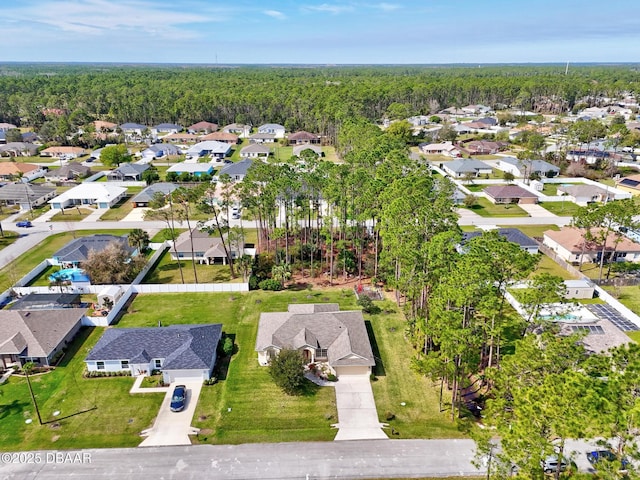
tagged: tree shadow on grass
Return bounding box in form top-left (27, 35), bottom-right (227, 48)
top-left (365, 320), bottom-right (385, 377)
top-left (0, 399), bottom-right (30, 420)
top-left (287, 282), bottom-right (313, 291)
top-left (299, 378), bottom-right (321, 397)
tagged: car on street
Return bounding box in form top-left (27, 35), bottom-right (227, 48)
top-left (541, 456), bottom-right (568, 474)
top-left (170, 385), bottom-right (186, 412)
top-left (587, 450), bottom-right (629, 472)
top-left (16, 220), bottom-right (32, 228)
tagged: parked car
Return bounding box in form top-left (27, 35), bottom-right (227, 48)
top-left (16, 221), bottom-right (32, 228)
top-left (170, 385), bottom-right (186, 412)
top-left (541, 456), bottom-right (568, 474)
top-left (587, 450), bottom-right (629, 471)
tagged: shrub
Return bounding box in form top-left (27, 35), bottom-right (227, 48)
top-left (259, 279), bottom-right (283, 291)
top-left (204, 377), bottom-right (218, 386)
top-left (248, 274), bottom-right (260, 290)
top-left (385, 411), bottom-right (396, 421)
top-left (222, 337), bottom-right (234, 356)
top-left (357, 295), bottom-right (380, 314)
top-left (326, 373), bottom-right (338, 382)
top-left (269, 349), bottom-right (306, 395)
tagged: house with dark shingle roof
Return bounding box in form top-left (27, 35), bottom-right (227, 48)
top-left (218, 158), bottom-right (254, 182)
top-left (288, 131), bottom-right (321, 145)
top-left (240, 143), bottom-right (270, 159)
top-left (51, 234), bottom-right (134, 267)
top-left (130, 182), bottom-right (179, 208)
top-left (255, 304), bottom-right (375, 377)
top-left (0, 182), bottom-right (56, 209)
top-left (171, 229), bottom-right (242, 265)
top-left (484, 185), bottom-right (539, 204)
top-left (85, 324), bottom-right (222, 383)
top-left (461, 228), bottom-right (539, 254)
top-left (187, 121), bottom-right (218, 134)
top-left (0, 309), bottom-right (86, 368)
top-left (9, 293), bottom-right (82, 311)
top-left (106, 163), bottom-right (150, 181)
top-left (442, 159), bottom-right (493, 178)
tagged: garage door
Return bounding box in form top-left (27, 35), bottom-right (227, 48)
top-left (334, 366), bottom-right (370, 377)
top-left (163, 369), bottom-right (207, 384)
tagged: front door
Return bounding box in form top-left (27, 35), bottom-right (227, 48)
top-left (302, 349), bottom-right (311, 363)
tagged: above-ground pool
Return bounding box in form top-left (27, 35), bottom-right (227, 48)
top-left (49, 268), bottom-right (90, 283)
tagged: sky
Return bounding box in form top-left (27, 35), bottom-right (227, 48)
top-left (0, 0), bottom-right (639, 64)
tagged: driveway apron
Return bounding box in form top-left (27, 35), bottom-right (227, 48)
top-left (333, 375), bottom-right (388, 441)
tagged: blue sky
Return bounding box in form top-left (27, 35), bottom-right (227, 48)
top-left (1, 0), bottom-right (639, 64)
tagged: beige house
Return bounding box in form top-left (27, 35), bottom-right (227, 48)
top-left (255, 304), bottom-right (375, 377)
top-left (543, 227), bottom-right (640, 265)
top-left (170, 229), bottom-right (242, 265)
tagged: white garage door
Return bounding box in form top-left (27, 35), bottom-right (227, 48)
top-left (334, 366), bottom-right (370, 377)
top-left (163, 369), bottom-right (207, 384)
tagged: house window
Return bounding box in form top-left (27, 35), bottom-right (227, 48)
top-left (97, 361), bottom-right (105, 370)
top-left (121, 360), bottom-right (129, 369)
top-left (316, 348), bottom-right (328, 359)
top-left (155, 359), bottom-right (162, 369)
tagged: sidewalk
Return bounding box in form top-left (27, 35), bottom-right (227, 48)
top-left (82, 209), bottom-right (106, 222)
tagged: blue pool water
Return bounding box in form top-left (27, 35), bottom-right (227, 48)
top-left (49, 268), bottom-right (90, 283)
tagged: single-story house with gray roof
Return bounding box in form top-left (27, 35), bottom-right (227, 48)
top-left (51, 234), bottom-right (135, 267)
top-left (218, 158), bottom-right (254, 182)
top-left (442, 159), bottom-right (493, 178)
top-left (130, 182), bottom-right (179, 208)
top-left (494, 157), bottom-right (560, 178)
top-left (106, 163), bottom-right (150, 181)
top-left (484, 185), bottom-right (539, 204)
top-left (0, 309), bottom-right (86, 368)
top-left (461, 228), bottom-right (539, 254)
top-left (85, 324), bottom-right (223, 383)
top-left (9, 293), bottom-right (82, 311)
top-left (556, 184), bottom-right (616, 205)
top-left (0, 182), bottom-right (56, 210)
top-left (240, 143), bottom-right (270, 159)
top-left (255, 304), bottom-right (375, 377)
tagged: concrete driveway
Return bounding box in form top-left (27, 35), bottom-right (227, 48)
top-left (333, 375), bottom-right (388, 441)
top-left (519, 203), bottom-right (556, 217)
top-left (139, 380), bottom-right (203, 447)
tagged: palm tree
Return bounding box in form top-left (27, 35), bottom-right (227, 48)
top-left (128, 228), bottom-right (150, 254)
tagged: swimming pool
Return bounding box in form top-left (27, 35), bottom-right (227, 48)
top-left (538, 304), bottom-right (599, 323)
top-left (49, 268), bottom-right (90, 283)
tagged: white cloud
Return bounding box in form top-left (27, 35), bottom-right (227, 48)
top-left (264, 9), bottom-right (286, 20)
top-left (373, 3), bottom-right (400, 12)
top-left (304, 3), bottom-right (354, 15)
top-left (0, 0), bottom-right (227, 36)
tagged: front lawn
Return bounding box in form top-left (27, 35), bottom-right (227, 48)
top-left (0, 231), bottom-right (19, 249)
top-left (120, 290), bottom-right (463, 444)
top-left (50, 207), bottom-right (94, 222)
top-left (532, 254), bottom-right (577, 280)
top-left (464, 183), bottom-right (500, 193)
top-left (539, 201), bottom-right (583, 216)
top-left (0, 327), bottom-right (161, 451)
top-left (462, 198), bottom-right (529, 217)
top-left (98, 196), bottom-right (134, 221)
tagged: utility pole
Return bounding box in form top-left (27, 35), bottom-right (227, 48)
top-left (23, 363), bottom-right (43, 425)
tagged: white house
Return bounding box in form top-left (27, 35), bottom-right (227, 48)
top-left (257, 123), bottom-right (285, 138)
top-left (442, 159), bottom-right (493, 178)
top-left (419, 141), bottom-right (462, 157)
top-left (186, 140), bottom-right (231, 160)
top-left (240, 143), bottom-right (270, 159)
top-left (49, 183), bottom-right (126, 210)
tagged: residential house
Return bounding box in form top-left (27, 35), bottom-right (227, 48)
top-left (494, 157), bottom-right (560, 178)
top-left (171, 229), bottom-right (242, 265)
top-left (257, 123), bottom-right (285, 138)
top-left (185, 140), bottom-right (231, 160)
top-left (119, 123), bottom-right (147, 137)
top-left (106, 163), bottom-right (150, 182)
top-left (240, 143), bottom-right (270, 159)
top-left (0, 163), bottom-right (45, 182)
top-left (566, 149), bottom-right (611, 165)
top-left (84, 324), bottom-right (223, 384)
top-left (288, 131), bottom-right (321, 145)
top-left (255, 303), bottom-right (375, 377)
top-left (0, 122), bottom-right (17, 132)
top-left (130, 182), bottom-right (179, 208)
top-left (543, 227), bottom-right (640, 265)
top-left (617, 174), bottom-right (640, 195)
top-left (464, 140), bottom-right (507, 155)
top-left (249, 133), bottom-right (276, 144)
top-left (51, 234), bottom-right (135, 267)
top-left (484, 185), bottom-right (539, 204)
top-left (557, 184), bottom-right (616, 205)
top-left (461, 104), bottom-right (492, 115)
top-left (152, 123), bottom-right (182, 137)
top-left (166, 162), bottom-right (214, 178)
top-left (0, 183), bottom-right (56, 210)
top-left (139, 143), bottom-right (181, 161)
top-left (451, 188), bottom-right (466, 205)
top-left (162, 132), bottom-right (199, 144)
top-left (461, 228), bottom-right (539, 254)
top-left (293, 145), bottom-right (323, 158)
top-left (407, 115), bottom-right (431, 127)
top-left (218, 158), bottom-right (254, 182)
top-left (44, 162), bottom-right (92, 182)
top-left (442, 159), bottom-right (493, 178)
top-left (0, 142), bottom-right (39, 157)
top-left (49, 183), bottom-right (127, 210)
top-left (40, 146), bottom-right (86, 159)
top-left (199, 132), bottom-right (239, 144)
top-left (21, 132), bottom-right (38, 143)
top-left (462, 117), bottom-right (498, 129)
top-left (221, 123), bottom-right (251, 138)
top-left (0, 309), bottom-right (86, 368)
top-left (420, 141), bottom-right (463, 157)
top-left (93, 120), bottom-right (118, 132)
top-left (9, 293), bottom-right (81, 311)
top-left (187, 121), bottom-right (218, 134)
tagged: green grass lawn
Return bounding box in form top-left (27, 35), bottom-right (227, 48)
top-left (539, 201), bottom-right (583, 216)
top-left (0, 206), bottom-right (21, 220)
top-left (98, 196), bottom-right (134, 221)
top-left (0, 229), bottom-right (134, 291)
top-left (532, 254), bottom-right (577, 280)
top-left (0, 327), bottom-right (161, 451)
top-left (0, 231), bottom-right (19, 249)
top-left (464, 183), bottom-right (501, 193)
top-left (626, 331), bottom-right (640, 343)
top-left (141, 250), bottom-right (243, 284)
top-left (462, 198), bottom-right (529, 217)
top-left (604, 286), bottom-right (640, 315)
top-left (322, 146), bottom-right (340, 163)
top-left (120, 290), bottom-right (463, 444)
top-left (508, 224), bottom-right (559, 239)
top-left (50, 208), bottom-right (94, 222)
top-left (272, 145), bottom-right (293, 161)
top-left (15, 204), bottom-right (50, 222)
